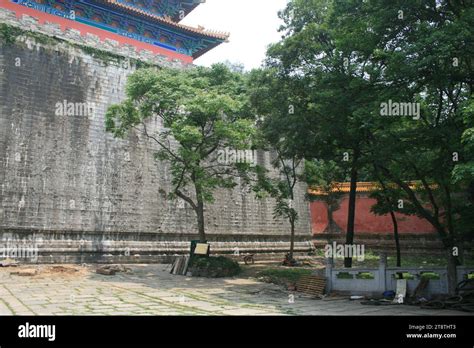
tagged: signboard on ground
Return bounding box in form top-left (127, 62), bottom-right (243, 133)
top-left (194, 243), bottom-right (210, 256)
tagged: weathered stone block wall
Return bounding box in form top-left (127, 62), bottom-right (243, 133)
top-left (0, 10), bottom-right (313, 263)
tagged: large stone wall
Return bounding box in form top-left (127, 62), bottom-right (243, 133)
top-left (0, 10), bottom-right (313, 263)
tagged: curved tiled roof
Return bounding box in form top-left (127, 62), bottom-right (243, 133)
top-left (99, 0), bottom-right (230, 41)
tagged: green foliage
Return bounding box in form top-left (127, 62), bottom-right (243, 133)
top-left (0, 24), bottom-right (22, 45)
top-left (336, 272), bottom-right (353, 279)
top-left (451, 95), bottom-right (474, 240)
top-left (342, 0), bottom-right (474, 247)
top-left (77, 45), bottom-right (130, 66)
top-left (0, 23), bottom-right (56, 45)
top-left (190, 256), bottom-right (241, 278)
top-left (0, 23), bottom-right (151, 68)
top-left (259, 0), bottom-right (399, 268)
top-left (260, 0), bottom-right (474, 263)
top-left (399, 273), bottom-right (415, 280)
top-left (248, 68), bottom-right (305, 257)
top-left (356, 272), bottom-right (375, 280)
top-left (420, 272), bottom-right (441, 280)
top-left (304, 160), bottom-right (347, 189)
top-left (304, 160), bottom-right (346, 203)
top-left (106, 64), bottom-right (257, 240)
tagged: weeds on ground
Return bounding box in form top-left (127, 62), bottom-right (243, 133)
top-left (257, 268), bottom-right (312, 286)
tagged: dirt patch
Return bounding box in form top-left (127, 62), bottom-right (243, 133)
top-left (50, 266), bottom-right (78, 273)
top-left (5, 265), bottom-right (90, 279)
top-left (10, 269), bottom-right (37, 276)
top-left (39, 265), bottom-right (90, 278)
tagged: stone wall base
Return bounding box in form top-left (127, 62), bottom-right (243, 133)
top-left (0, 230), bottom-right (315, 264)
top-left (314, 233), bottom-right (473, 255)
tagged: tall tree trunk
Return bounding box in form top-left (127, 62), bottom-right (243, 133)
top-left (469, 181), bottom-right (474, 204)
top-left (389, 210), bottom-right (401, 267)
top-left (446, 247), bottom-right (458, 295)
top-left (327, 207), bottom-right (334, 233)
top-left (195, 183), bottom-right (206, 242)
top-left (376, 175), bottom-right (402, 267)
top-left (196, 202), bottom-right (205, 243)
top-left (443, 184), bottom-right (459, 295)
top-left (289, 219), bottom-right (295, 260)
top-left (440, 231), bottom-right (458, 295)
top-left (344, 149), bottom-right (359, 268)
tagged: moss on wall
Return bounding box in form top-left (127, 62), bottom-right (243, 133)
top-left (0, 23), bottom-right (153, 68)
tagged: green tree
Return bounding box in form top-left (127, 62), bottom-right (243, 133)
top-left (259, 0), bottom-right (473, 291)
top-left (335, 0), bottom-right (473, 293)
top-left (105, 64), bottom-right (256, 242)
top-left (265, 0), bottom-right (386, 267)
top-left (268, 151), bottom-right (303, 262)
top-left (453, 97), bottom-right (474, 241)
top-left (369, 176), bottom-right (406, 268)
top-left (249, 68), bottom-right (305, 261)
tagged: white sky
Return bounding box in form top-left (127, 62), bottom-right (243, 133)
top-left (181, 0), bottom-right (289, 70)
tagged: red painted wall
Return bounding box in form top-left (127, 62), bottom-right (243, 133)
top-left (311, 195), bottom-right (436, 235)
top-left (1, 0), bottom-right (194, 64)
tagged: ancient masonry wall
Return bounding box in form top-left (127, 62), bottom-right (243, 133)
top-left (0, 8), bottom-right (314, 263)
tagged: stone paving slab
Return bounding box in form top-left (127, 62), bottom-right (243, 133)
top-left (0, 264), bottom-right (472, 316)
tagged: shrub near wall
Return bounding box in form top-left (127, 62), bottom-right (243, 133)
top-left (189, 256), bottom-right (241, 278)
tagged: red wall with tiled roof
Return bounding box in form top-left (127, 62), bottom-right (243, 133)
top-left (2, 0), bottom-right (194, 63)
top-left (311, 194), bottom-right (436, 235)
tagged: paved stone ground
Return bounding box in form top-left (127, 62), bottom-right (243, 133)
top-left (0, 264), bottom-right (471, 316)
